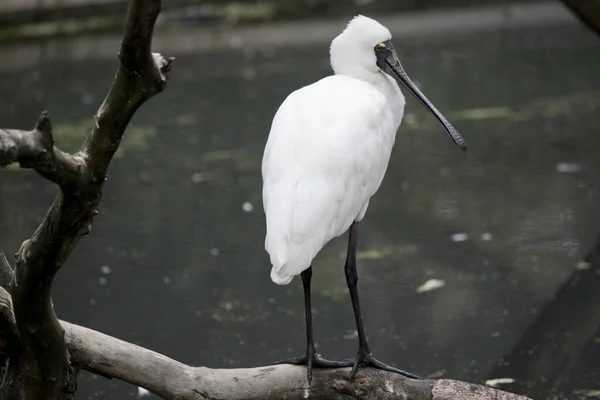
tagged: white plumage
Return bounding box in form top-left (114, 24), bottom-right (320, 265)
top-left (261, 15), bottom-right (465, 384)
top-left (262, 16), bottom-right (406, 285)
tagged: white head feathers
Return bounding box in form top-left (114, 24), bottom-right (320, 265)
top-left (330, 15), bottom-right (392, 77)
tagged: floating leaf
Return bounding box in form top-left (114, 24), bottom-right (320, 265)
top-left (416, 279), bottom-right (446, 294)
top-left (574, 389), bottom-right (600, 398)
top-left (485, 378), bottom-right (515, 387)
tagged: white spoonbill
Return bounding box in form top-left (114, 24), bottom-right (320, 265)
top-left (261, 15), bottom-right (466, 384)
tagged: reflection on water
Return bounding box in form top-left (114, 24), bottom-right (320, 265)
top-left (1, 14), bottom-right (600, 400)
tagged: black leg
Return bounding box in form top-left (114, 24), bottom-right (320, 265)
top-left (275, 266), bottom-right (353, 385)
top-left (344, 222), bottom-right (420, 380)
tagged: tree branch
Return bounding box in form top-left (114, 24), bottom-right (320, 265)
top-left (60, 319), bottom-right (530, 400)
top-left (0, 279), bottom-right (531, 400)
top-left (0, 0), bottom-right (173, 399)
top-left (0, 287), bottom-right (17, 351)
top-left (0, 112), bottom-right (85, 189)
top-left (82, 1), bottom-right (173, 176)
top-left (0, 1), bottom-right (544, 399)
top-left (560, 0), bottom-right (600, 37)
top-left (0, 252), bottom-right (15, 291)
top-left (0, 272), bottom-right (530, 400)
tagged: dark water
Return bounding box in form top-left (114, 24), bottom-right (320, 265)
top-left (1, 14), bottom-right (600, 400)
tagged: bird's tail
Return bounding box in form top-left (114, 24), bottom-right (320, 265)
top-left (267, 239), bottom-right (318, 285)
top-left (270, 264), bottom-right (294, 285)
top-left (266, 236), bottom-right (309, 285)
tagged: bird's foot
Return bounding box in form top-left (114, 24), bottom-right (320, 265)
top-left (349, 350), bottom-right (420, 381)
top-left (275, 351), bottom-right (353, 385)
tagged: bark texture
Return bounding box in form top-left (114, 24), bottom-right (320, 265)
top-left (0, 291), bottom-right (531, 400)
top-left (0, 0), bottom-right (172, 399)
top-left (0, 1), bottom-right (536, 399)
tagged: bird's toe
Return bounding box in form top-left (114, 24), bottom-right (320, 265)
top-left (348, 352), bottom-right (419, 381)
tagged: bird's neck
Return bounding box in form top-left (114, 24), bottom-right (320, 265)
top-left (346, 70), bottom-right (405, 107)
top-left (333, 68), bottom-right (406, 125)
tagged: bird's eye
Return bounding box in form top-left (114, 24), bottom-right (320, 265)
top-left (375, 43), bottom-right (385, 52)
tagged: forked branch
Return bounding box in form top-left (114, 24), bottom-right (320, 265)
top-left (0, 112), bottom-right (85, 189)
top-left (0, 0), bottom-right (173, 399)
top-left (0, 1), bottom-right (536, 399)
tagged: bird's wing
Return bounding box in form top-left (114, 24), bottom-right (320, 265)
top-left (262, 76), bottom-right (395, 284)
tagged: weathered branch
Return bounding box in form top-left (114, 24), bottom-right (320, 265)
top-left (0, 0), bottom-right (173, 398)
top-left (0, 112), bottom-right (85, 189)
top-left (560, 0), bottom-right (600, 37)
top-left (0, 287), bottom-right (17, 351)
top-left (0, 256), bottom-right (16, 395)
top-left (0, 0), bottom-right (554, 398)
top-left (61, 319), bottom-right (530, 400)
top-left (0, 252), bottom-right (14, 290)
top-left (0, 274), bottom-right (530, 400)
top-left (82, 0), bottom-right (173, 175)
top-left (0, 277), bottom-right (531, 400)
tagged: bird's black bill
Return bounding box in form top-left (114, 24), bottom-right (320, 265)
top-left (378, 47), bottom-right (467, 151)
